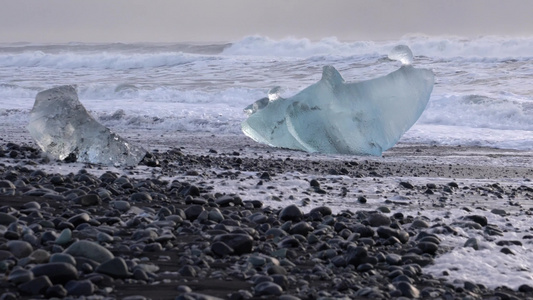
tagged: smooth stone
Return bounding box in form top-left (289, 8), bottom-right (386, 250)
top-left (55, 228), bottom-right (72, 245)
top-left (178, 265), bottom-right (197, 277)
top-left (18, 275), bottom-right (52, 295)
top-left (289, 221), bottom-right (313, 236)
top-left (49, 253), bottom-right (77, 266)
top-left (184, 205), bottom-right (205, 221)
top-left (176, 293), bottom-right (224, 300)
top-left (96, 257), bottom-right (132, 278)
top-left (376, 226), bottom-right (409, 243)
top-left (67, 213), bottom-right (91, 226)
top-left (411, 219), bottom-right (430, 229)
top-left (212, 234), bottom-right (253, 255)
top-left (29, 249), bottom-right (50, 264)
top-left (255, 281), bottom-right (283, 296)
top-left (63, 240), bottom-right (114, 263)
top-left (396, 281), bottom-right (420, 298)
top-left (8, 268), bottom-right (34, 285)
top-left (208, 208), bottom-right (224, 222)
top-left (417, 241), bottom-right (439, 254)
top-left (279, 204), bottom-right (303, 222)
top-left (97, 232), bottom-right (114, 243)
top-left (367, 213), bottom-right (391, 227)
top-left (31, 262), bottom-right (78, 284)
top-left (309, 206), bottom-right (332, 216)
top-left (0, 212), bottom-right (17, 226)
top-left (463, 215), bottom-right (488, 226)
top-left (491, 208), bottom-right (507, 216)
top-left (6, 240), bottom-right (33, 258)
top-left (130, 192), bottom-right (152, 202)
top-left (74, 194), bottom-right (101, 206)
top-left (65, 279), bottom-right (96, 296)
top-left (45, 284), bottom-right (68, 298)
top-left (113, 200), bottom-right (131, 212)
top-left (0, 180), bottom-right (16, 189)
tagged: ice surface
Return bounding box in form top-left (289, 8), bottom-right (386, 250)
top-left (27, 85), bottom-right (146, 166)
top-left (242, 45), bottom-right (434, 156)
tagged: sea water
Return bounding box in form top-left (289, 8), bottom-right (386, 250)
top-left (1, 35), bottom-right (532, 150)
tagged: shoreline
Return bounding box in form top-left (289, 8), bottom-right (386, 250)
top-left (0, 129), bottom-right (532, 299)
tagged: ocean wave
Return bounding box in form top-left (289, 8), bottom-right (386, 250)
top-left (223, 35), bottom-right (533, 59)
top-left (0, 51), bottom-right (218, 70)
top-left (419, 94), bottom-right (533, 131)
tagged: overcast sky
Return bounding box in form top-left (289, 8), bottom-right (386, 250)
top-left (1, 0), bottom-right (532, 43)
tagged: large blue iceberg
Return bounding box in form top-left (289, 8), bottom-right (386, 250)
top-left (242, 45), bottom-right (434, 156)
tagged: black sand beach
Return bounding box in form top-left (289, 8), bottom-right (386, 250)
top-left (0, 129), bottom-right (532, 299)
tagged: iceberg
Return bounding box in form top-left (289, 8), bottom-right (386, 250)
top-left (242, 45), bottom-right (434, 156)
top-left (27, 85), bottom-right (146, 166)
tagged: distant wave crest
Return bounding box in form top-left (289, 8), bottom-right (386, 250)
top-left (223, 35), bottom-right (533, 59)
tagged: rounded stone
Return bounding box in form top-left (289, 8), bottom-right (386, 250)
top-left (255, 281), bottom-right (283, 296)
top-left (63, 240), bottom-right (114, 263)
top-left (96, 257), bottom-right (132, 278)
top-left (130, 192), bottom-right (152, 202)
top-left (213, 234), bottom-right (253, 255)
top-left (6, 240), bottom-right (33, 258)
top-left (65, 279), bottom-right (96, 296)
top-left (113, 200), bottom-right (131, 212)
top-left (29, 249), bottom-right (50, 264)
top-left (55, 228), bottom-right (73, 245)
top-left (18, 275), bottom-right (52, 295)
top-left (8, 268), bottom-right (34, 285)
top-left (0, 212), bottom-right (17, 226)
top-left (367, 213), bottom-right (391, 227)
top-left (31, 262), bottom-right (79, 284)
top-left (279, 204), bottom-right (303, 222)
top-left (49, 253), bottom-right (77, 266)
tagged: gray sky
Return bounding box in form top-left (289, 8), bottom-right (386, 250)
top-left (1, 0), bottom-right (532, 43)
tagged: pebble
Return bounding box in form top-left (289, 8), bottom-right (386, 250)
top-left (31, 262), bottom-right (78, 284)
top-left (96, 257), bottom-right (132, 278)
top-left (63, 240), bottom-right (114, 263)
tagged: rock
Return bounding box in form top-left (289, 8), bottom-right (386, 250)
top-left (49, 253), bottom-right (77, 265)
top-left (491, 208), bottom-right (507, 216)
top-left (289, 221), bottom-right (313, 236)
top-left (0, 212), bottom-right (17, 226)
top-left (279, 205), bottom-right (303, 222)
top-left (29, 249), bottom-right (50, 264)
top-left (96, 257), bottom-right (132, 278)
top-left (6, 240), bottom-right (33, 258)
top-left (463, 215), bottom-right (488, 227)
top-left (184, 205), bottom-right (205, 221)
top-left (130, 192), bottom-right (152, 202)
top-left (8, 268), bottom-right (34, 285)
top-left (255, 281), bottom-right (283, 296)
top-left (417, 241), bottom-right (439, 255)
top-left (113, 200), bottom-right (131, 212)
top-left (63, 240), bottom-right (114, 263)
top-left (18, 276), bottom-right (53, 295)
top-left (396, 281), bottom-right (420, 298)
top-left (65, 279), bottom-right (96, 296)
top-left (211, 241), bottom-right (234, 257)
top-left (74, 194), bottom-right (101, 206)
top-left (213, 234), bottom-right (253, 255)
top-left (367, 213), bottom-right (391, 227)
top-left (31, 262), bottom-right (78, 284)
top-left (55, 228), bottom-right (73, 245)
top-left (45, 284), bottom-right (68, 298)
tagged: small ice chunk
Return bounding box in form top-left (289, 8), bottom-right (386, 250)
top-left (388, 45), bottom-right (414, 65)
top-left (268, 86), bottom-right (282, 101)
top-left (27, 85), bottom-right (146, 166)
top-left (242, 45), bottom-right (434, 156)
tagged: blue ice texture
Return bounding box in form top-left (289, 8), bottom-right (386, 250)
top-left (242, 45), bottom-right (434, 156)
